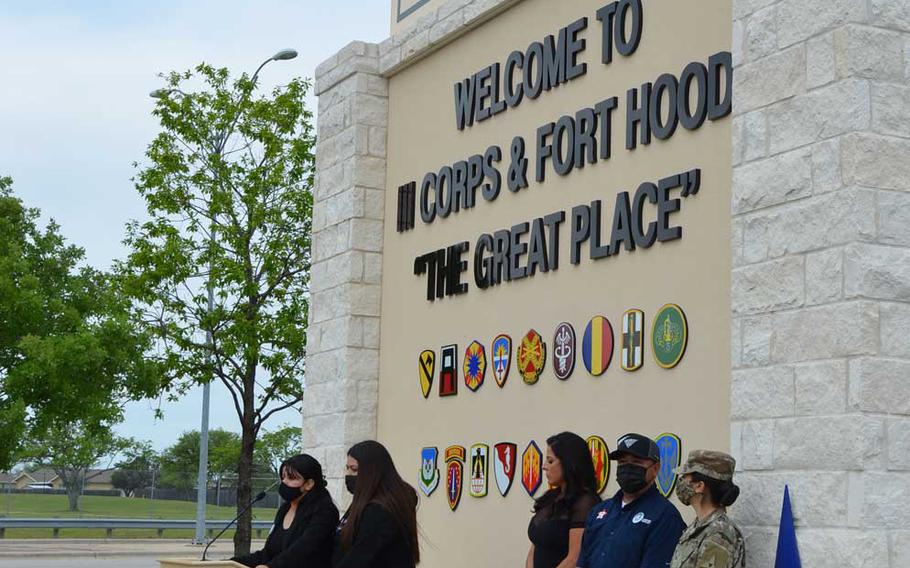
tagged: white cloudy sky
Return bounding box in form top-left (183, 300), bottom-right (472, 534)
top-left (0, 0), bottom-right (388, 451)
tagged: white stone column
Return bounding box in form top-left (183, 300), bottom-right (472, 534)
top-left (304, 41), bottom-right (388, 500)
top-left (730, 1), bottom-right (910, 565)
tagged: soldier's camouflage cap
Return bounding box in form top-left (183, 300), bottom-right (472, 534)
top-left (675, 449), bottom-right (736, 481)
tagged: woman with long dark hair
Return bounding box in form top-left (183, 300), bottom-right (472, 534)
top-left (233, 454), bottom-right (339, 568)
top-left (670, 450), bottom-right (745, 568)
top-left (333, 440), bottom-right (419, 568)
top-left (526, 432), bottom-right (600, 568)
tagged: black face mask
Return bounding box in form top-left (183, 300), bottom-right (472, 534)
top-left (616, 463), bottom-right (649, 494)
top-left (345, 474), bottom-right (357, 495)
top-left (278, 482), bottom-right (303, 502)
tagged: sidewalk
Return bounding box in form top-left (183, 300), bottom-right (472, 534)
top-left (0, 539), bottom-right (266, 559)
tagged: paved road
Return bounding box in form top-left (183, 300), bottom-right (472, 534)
top-left (0, 539), bottom-right (264, 568)
top-left (0, 558), bottom-right (164, 568)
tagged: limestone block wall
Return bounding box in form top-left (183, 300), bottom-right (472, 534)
top-left (730, 0), bottom-right (910, 565)
top-left (304, 41), bottom-right (388, 499)
top-left (307, 0), bottom-right (910, 563)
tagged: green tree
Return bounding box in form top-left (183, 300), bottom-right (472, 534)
top-left (0, 177), bottom-right (162, 469)
top-left (158, 429), bottom-right (242, 493)
top-left (24, 419), bottom-right (130, 511)
top-left (119, 62), bottom-right (312, 554)
top-left (112, 440), bottom-right (159, 497)
top-left (255, 424), bottom-right (301, 475)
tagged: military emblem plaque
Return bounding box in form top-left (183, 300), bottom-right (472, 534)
top-left (652, 304), bottom-right (688, 369)
top-left (655, 433), bottom-right (682, 498)
top-left (552, 322), bottom-right (576, 380)
top-left (493, 442), bottom-right (517, 496)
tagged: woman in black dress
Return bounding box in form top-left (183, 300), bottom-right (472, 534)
top-left (234, 454), bottom-right (339, 568)
top-left (526, 432), bottom-right (600, 568)
top-left (333, 440), bottom-right (420, 568)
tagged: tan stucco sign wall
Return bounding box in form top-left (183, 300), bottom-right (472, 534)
top-left (379, 1), bottom-right (732, 565)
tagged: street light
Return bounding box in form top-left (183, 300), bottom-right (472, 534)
top-left (147, 48), bottom-right (297, 546)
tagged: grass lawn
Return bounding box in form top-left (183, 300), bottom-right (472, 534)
top-left (0, 493), bottom-right (276, 539)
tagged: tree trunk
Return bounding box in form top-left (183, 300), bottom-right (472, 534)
top-left (60, 469), bottom-right (82, 511)
top-left (233, 407), bottom-right (256, 556)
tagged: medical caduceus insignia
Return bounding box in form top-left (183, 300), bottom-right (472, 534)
top-left (621, 309), bottom-right (644, 372)
top-left (445, 445), bottom-right (466, 511)
top-left (469, 444), bottom-right (489, 498)
top-left (521, 441), bottom-right (543, 497)
top-left (463, 340), bottom-right (486, 392)
top-left (418, 350), bottom-right (435, 398)
top-left (517, 329), bottom-right (546, 385)
top-left (491, 334), bottom-right (512, 388)
top-left (651, 304), bottom-right (688, 369)
top-left (586, 435), bottom-right (610, 494)
top-left (553, 322), bottom-right (576, 380)
top-left (418, 447), bottom-right (440, 497)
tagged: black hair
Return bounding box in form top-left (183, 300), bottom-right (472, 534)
top-left (280, 454), bottom-right (327, 489)
top-left (533, 432), bottom-right (599, 518)
top-left (690, 472), bottom-right (740, 507)
top-left (341, 440), bottom-right (419, 564)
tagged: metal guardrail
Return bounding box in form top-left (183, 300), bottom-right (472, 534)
top-left (0, 518), bottom-right (272, 538)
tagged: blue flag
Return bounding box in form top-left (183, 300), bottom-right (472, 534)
top-left (774, 485), bottom-right (801, 568)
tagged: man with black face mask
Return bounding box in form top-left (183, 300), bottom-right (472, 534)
top-left (577, 433), bottom-right (685, 568)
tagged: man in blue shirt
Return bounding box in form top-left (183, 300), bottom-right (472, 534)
top-left (578, 433), bottom-right (686, 568)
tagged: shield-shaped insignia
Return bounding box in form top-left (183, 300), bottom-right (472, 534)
top-left (517, 330), bottom-right (546, 385)
top-left (445, 445), bottom-right (466, 511)
top-left (582, 315), bottom-right (614, 376)
top-left (655, 433), bottom-right (682, 498)
top-left (469, 444), bottom-right (489, 497)
top-left (553, 322), bottom-right (576, 380)
top-left (439, 344), bottom-right (458, 397)
top-left (493, 442), bottom-right (517, 496)
top-left (652, 304), bottom-right (688, 369)
top-left (418, 350), bottom-right (435, 398)
top-left (521, 441), bottom-right (543, 497)
top-left (463, 341), bottom-right (486, 392)
top-left (621, 309), bottom-right (644, 372)
top-left (586, 435), bottom-right (610, 494)
top-left (491, 334), bottom-right (512, 387)
top-left (418, 447), bottom-right (440, 497)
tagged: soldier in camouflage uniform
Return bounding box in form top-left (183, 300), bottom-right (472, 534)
top-left (670, 450), bottom-right (745, 568)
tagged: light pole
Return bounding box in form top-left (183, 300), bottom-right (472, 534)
top-left (149, 48), bottom-right (297, 546)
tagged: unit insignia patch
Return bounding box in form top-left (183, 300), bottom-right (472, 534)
top-left (491, 334), bottom-right (512, 387)
top-left (652, 304), bottom-right (688, 369)
top-left (439, 344), bottom-right (458, 397)
top-left (521, 441), bottom-right (543, 497)
top-left (445, 445), bottom-right (466, 511)
top-left (463, 341), bottom-right (486, 392)
top-left (553, 322), bottom-right (576, 380)
top-left (621, 309), bottom-right (644, 371)
top-left (517, 330), bottom-right (547, 385)
top-left (469, 444), bottom-right (489, 497)
top-left (493, 442), bottom-right (517, 496)
top-left (655, 433), bottom-right (682, 498)
top-left (418, 350), bottom-right (435, 398)
top-left (418, 447), bottom-right (440, 497)
top-left (582, 316), bottom-right (614, 376)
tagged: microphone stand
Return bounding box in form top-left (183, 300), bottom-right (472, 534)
top-left (201, 483), bottom-right (276, 561)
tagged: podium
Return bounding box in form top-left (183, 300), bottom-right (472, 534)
top-left (158, 559), bottom-right (246, 568)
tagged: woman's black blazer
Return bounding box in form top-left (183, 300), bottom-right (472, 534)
top-left (234, 488), bottom-right (339, 568)
top-left (332, 502), bottom-right (416, 568)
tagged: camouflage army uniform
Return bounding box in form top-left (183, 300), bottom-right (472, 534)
top-left (669, 508), bottom-right (744, 568)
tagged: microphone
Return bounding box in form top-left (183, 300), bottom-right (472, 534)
top-left (201, 483), bottom-right (275, 561)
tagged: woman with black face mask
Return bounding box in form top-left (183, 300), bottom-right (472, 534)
top-left (333, 440), bottom-right (419, 568)
top-left (233, 454), bottom-right (339, 568)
